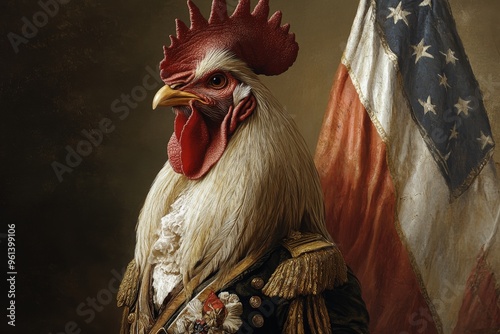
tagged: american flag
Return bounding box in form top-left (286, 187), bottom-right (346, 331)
top-left (377, 0), bottom-right (494, 196)
top-left (315, 0), bottom-right (500, 332)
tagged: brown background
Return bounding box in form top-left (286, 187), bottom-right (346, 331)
top-left (1, 0), bottom-right (498, 333)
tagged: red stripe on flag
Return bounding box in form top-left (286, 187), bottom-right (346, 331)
top-left (453, 249), bottom-right (500, 333)
top-left (315, 64), bottom-right (439, 333)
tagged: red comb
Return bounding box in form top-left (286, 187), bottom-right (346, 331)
top-left (160, 0), bottom-right (299, 80)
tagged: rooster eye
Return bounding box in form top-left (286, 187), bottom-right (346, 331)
top-left (208, 73), bottom-right (227, 89)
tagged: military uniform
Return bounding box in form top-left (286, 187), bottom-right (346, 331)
top-left (118, 232), bottom-right (369, 333)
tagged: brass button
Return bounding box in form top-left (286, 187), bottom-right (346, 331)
top-left (127, 313), bottom-right (136, 323)
top-left (251, 314), bottom-right (265, 328)
top-left (249, 296), bottom-right (262, 308)
top-left (251, 277), bottom-right (265, 290)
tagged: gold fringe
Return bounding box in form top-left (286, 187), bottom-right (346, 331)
top-left (306, 295), bottom-right (332, 334)
top-left (262, 233), bottom-right (347, 299)
top-left (283, 297), bottom-right (305, 334)
top-left (283, 295), bottom-right (333, 334)
top-left (117, 259), bottom-right (140, 308)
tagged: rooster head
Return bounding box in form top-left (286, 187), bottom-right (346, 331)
top-left (152, 0), bottom-right (299, 179)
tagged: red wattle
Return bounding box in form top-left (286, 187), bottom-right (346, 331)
top-left (167, 95), bottom-right (256, 179)
top-left (167, 112), bottom-right (186, 174)
top-left (168, 110), bottom-right (210, 178)
top-left (167, 132), bottom-right (182, 174)
top-left (179, 110), bottom-right (210, 176)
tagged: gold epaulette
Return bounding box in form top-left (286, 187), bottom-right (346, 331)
top-left (263, 232), bottom-right (347, 334)
top-left (262, 231), bottom-right (347, 299)
top-left (117, 259), bottom-right (140, 308)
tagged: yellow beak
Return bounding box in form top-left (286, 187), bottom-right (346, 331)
top-left (152, 85), bottom-right (201, 110)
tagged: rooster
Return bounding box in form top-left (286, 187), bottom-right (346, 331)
top-left (118, 1), bottom-right (368, 333)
